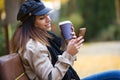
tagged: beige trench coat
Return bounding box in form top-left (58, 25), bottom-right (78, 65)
top-left (19, 39), bottom-right (76, 80)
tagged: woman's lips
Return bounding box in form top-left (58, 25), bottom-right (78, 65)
top-left (46, 23), bottom-right (51, 28)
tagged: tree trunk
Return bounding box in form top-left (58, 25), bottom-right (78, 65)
top-left (4, 0), bottom-right (20, 24)
top-left (115, 0), bottom-right (120, 25)
top-left (4, 0), bottom-right (20, 54)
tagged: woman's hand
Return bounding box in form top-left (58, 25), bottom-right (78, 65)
top-left (71, 26), bottom-right (77, 39)
top-left (66, 36), bottom-right (84, 56)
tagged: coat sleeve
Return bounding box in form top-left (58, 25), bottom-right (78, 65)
top-left (23, 39), bottom-right (76, 80)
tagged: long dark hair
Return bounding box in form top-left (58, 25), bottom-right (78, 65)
top-left (10, 15), bottom-right (52, 53)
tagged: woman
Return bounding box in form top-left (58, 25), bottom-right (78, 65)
top-left (11, 0), bottom-right (120, 80)
top-left (11, 0), bottom-right (82, 80)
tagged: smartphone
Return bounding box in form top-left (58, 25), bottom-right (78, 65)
top-left (78, 28), bottom-right (86, 37)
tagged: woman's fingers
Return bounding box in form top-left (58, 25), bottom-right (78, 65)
top-left (74, 36), bottom-right (83, 43)
top-left (69, 36), bottom-right (83, 44)
top-left (71, 26), bottom-right (77, 39)
top-left (76, 43), bottom-right (83, 49)
top-left (76, 39), bottom-right (84, 49)
top-left (73, 37), bottom-right (84, 49)
top-left (71, 31), bottom-right (77, 39)
top-left (71, 26), bottom-right (75, 32)
top-left (66, 37), bottom-right (84, 56)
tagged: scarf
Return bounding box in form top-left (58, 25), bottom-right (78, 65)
top-left (47, 32), bottom-right (80, 80)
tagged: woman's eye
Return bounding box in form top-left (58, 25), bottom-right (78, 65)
top-left (39, 15), bottom-right (46, 20)
top-left (39, 17), bottom-right (44, 20)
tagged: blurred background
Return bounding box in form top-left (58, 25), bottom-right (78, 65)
top-left (0, 0), bottom-right (120, 78)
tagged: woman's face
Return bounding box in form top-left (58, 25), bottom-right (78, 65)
top-left (34, 14), bottom-right (51, 31)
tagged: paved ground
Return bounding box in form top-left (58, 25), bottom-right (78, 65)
top-left (78, 41), bottom-right (120, 55)
top-left (73, 41), bottom-right (120, 78)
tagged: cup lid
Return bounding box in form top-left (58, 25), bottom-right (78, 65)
top-left (59, 20), bottom-right (72, 25)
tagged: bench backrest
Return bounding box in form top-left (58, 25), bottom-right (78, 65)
top-left (0, 53), bottom-right (29, 80)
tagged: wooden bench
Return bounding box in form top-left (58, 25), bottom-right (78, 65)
top-left (0, 53), bottom-right (29, 80)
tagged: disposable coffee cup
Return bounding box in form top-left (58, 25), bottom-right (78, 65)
top-left (59, 20), bottom-right (73, 41)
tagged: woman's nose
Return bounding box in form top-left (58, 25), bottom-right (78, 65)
top-left (46, 15), bottom-right (51, 22)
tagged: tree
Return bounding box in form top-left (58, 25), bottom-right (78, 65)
top-left (3, 0), bottom-right (24, 54)
top-left (76, 0), bottom-right (115, 41)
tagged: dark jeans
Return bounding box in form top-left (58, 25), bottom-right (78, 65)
top-left (82, 70), bottom-right (120, 80)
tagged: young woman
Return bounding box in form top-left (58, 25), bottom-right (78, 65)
top-left (11, 0), bottom-right (120, 80)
